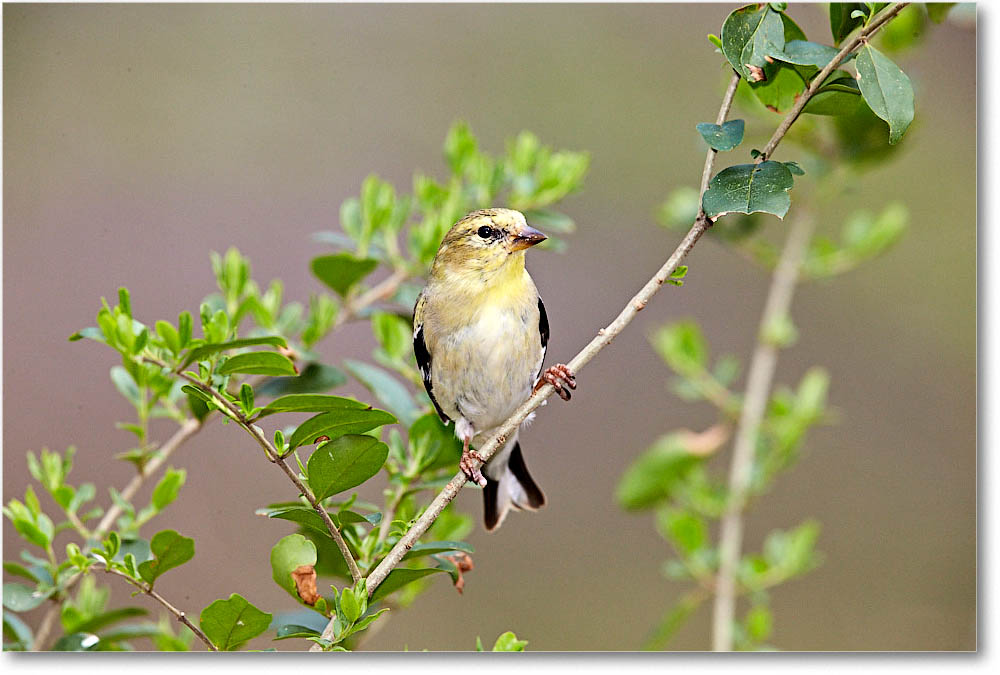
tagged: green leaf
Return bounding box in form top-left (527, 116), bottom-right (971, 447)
top-left (255, 363), bottom-right (348, 397)
top-left (270, 534), bottom-right (317, 600)
top-left (803, 70), bottom-right (864, 116)
top-left (829, 3), bottom-right (866, 45)
top-left (307, 435), bottom-right (390, 500)
top-left (775, 39), bottom-right (842, 68)
top-left (343, 359), bottom-right (420, 425)
top-left (155, 320), bottom-right (181, 355)
top-left (258, 393), bottom-right (369, 418)
top-left (492, 631), bottom-right (529, 652)
top-left (745, 604), bottom-right (773, 642)
top-left (3, 611), bottom-right (33, 650)
top-left (702, 161), bottom-right (795, 219)
top-left (617, 433), bottom-right (706, 510)
top-left (642, 592), bottom-right (706, 650)
top-left (656, 507), bottom-right (707, 555)
top-left (409, 412), bottom-right (463, 471)
top-left (311, 253), bottom-right (379, 297)
top-left (137, 530), bottom-right (194, 585)
top-left (179, 336), bottom-right (288, 369)
top-left (855, 44), bottom-right (914, 145)
top-left (401, 540), bottom-right (475, 561)
top-left (199, 594), bottom-right (272, 651)
top-left (650, 320), bottom-right (707, 376)
top-left (370, 568), bottom-right (445, 603)
top-left (371, 312), bottom-right (412, 361)
top-left (218, 351), bottom-right (297, 376)
top-left (239, 383), bottom-right (254, 414)
top-left (110, 366), bottom-right (140, 406)
top-left (3, 582), bottom-right (52, 612)
top-left (721, 4), bottom-right (785, 82)
top-left (287, 408), bottom-right (395, 450)
top-left (150, 468), bottom-right (186, 512)
top-left (259, 506), bottom-right (331, 537)
top-left (273, 624), bottom-right (321, 641)
top-left (695, 119), bottom-right (745, 151)
top-left (926, 3), bottom-right (955, 23)
top-left (67, 607), bottom-right (148, 635)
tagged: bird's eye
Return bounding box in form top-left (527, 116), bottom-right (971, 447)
top-left (477, 225), bottom-right (494, 239)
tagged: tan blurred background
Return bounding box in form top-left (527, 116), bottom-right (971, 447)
top-left (3, 3), bottom-right (976, 651)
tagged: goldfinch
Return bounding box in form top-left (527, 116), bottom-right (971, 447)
top-left (413, 208), bottom-right (577, 531)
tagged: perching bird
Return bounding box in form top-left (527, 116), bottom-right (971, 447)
top-left (413, 208), bottom-right (577, 531)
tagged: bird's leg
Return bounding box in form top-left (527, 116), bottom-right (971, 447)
top-left (534, 363), bottom-right (577, 401)
top-left (456, 418), bottom-right (487, 487)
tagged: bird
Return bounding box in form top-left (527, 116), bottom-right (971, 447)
top-left (413, 208), bottom-right (577, 531)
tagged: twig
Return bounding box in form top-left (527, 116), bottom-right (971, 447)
top-left (344, 268), bottom-right (410, 323)
top-left (104, 567), bottom-right (218, 651)
top-left (309, 65), bottom-right (747, 656)
top-left (710, 213), bottom-right (815, 652)
top-left (755, 3), bottom-right (910, 163)
top-left (95, 418), bottom-right (203, 535)
top-left (147, 357), bottom-right (364, 584)
top-left (32, 417), bottom-right (205, 651)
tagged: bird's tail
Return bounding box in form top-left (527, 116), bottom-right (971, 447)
top-left (481, 434), bottom-right (545, 531)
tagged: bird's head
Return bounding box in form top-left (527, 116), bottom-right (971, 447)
top-left (429, 208), bottom-right (547, 284)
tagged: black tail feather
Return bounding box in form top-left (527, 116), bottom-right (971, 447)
top-left (483, 480), bottom-right (501, 531)
top-left (508, 442), bottom-right (545, 509)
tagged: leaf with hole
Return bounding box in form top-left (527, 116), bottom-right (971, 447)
top-left (287, 408), bottom-right (395, 450)
top-left (702, 161), bottom-right (795, 219)
top-left (307, 435), bottom-right (390, 500)
top-left (721, 4), bottom-right (785, 82)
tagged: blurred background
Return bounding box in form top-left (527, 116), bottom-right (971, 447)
top-left (3, 2), bottom-right (976, 651)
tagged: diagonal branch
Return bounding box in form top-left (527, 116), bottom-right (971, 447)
top-left (147, 357), bottom-right (364, 584)
top-left (104, 567), bottom-right (218, 651)
top-left (315, 3), bottom-right (913, 650)
top-left (309, 74), bottom-right (748, 656)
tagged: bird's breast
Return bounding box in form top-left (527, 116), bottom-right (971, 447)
top-left (428, 299), bottom-right (541, 432)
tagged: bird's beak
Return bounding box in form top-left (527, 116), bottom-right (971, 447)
top-left (510, 225), bottom-right (547, 251)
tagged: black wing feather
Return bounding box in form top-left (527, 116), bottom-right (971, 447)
top-left (536, 296), bottom-right (550, 380)
top-left (413, 325), bottom-right (450, 423)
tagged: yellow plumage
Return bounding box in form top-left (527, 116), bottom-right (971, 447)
top-left (413, 208), bottom-right (573, 530)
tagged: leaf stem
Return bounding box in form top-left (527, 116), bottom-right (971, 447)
top-left (104, 567), bottom-right (218, 651)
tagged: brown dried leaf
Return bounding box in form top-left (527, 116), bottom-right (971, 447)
top-left (746, 64), bottom-right (766, 83)
top-left (292, 563), bottom-right (320, 605)
top-left (443, 552), bottom-right (474, 595)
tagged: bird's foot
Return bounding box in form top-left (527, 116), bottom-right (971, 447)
top-left (459, 449), bottom-right (488, 488)
top-left (535, 363), bottom-right (577, 401)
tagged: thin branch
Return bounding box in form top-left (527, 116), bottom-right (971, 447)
top-left (32, 417), bottom-right (205, 651)
top-left (700, 70), bottom-right (742, 197)
top-left (345, 268), bottom-right (410, 321)
top-left (95, 417), bottom-right (203, 536)
top-left (755, 3), bottom-right (910, 163)
top-left (310, 64), bottom-right (747, 657)
top-left (104, 567), bottom-right (218, 651)
top-left (711, 213), bottom-right (815, 652)
top-left (147, 357), bottom-right (364, 584)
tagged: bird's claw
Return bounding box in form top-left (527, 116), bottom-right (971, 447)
top-left (460, 450), bottom-right (488, 488)
top-left (536, 363), bottom-right (577, 401)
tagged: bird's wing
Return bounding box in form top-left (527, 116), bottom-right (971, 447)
top-left (535, 295), bottom-right (550, 381)
top-left (413, 291), bottom-right (450, 424)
